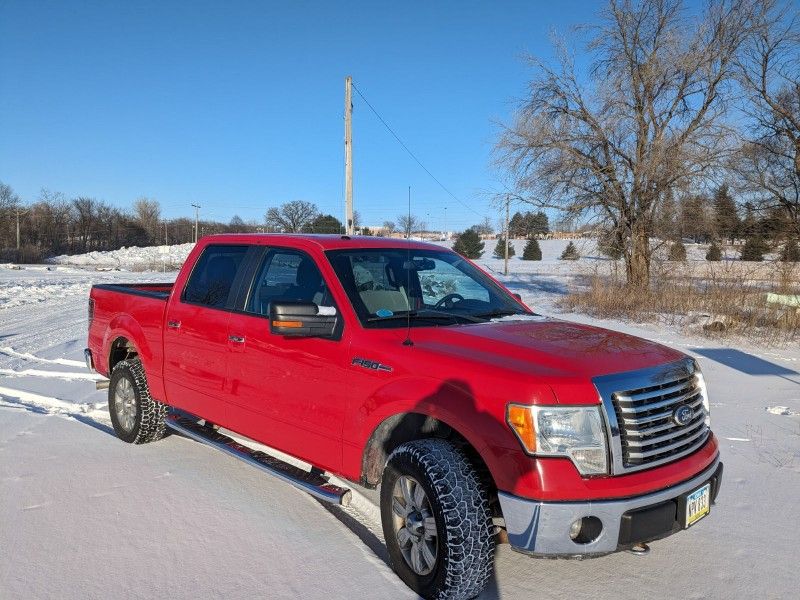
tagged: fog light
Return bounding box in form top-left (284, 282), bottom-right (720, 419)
top-left (569, 516), bottom-right (603, 544)
top-left (569, 519), bottom-right (582, 540)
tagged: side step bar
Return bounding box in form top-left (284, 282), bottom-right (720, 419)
top-left (165, 414), bottom-right (352, 506)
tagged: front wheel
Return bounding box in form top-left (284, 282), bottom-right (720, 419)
top-left (380, 439), bottom-right (494, 599)
top-left (108, 358), bottom-right (168, 444)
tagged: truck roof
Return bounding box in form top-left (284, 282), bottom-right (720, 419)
top-left (198, 233), bottom-right (449, 252)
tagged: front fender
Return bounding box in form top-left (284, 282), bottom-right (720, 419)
top-left (344, 375), bottom-right (533, 493)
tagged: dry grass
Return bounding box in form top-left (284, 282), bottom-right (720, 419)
top-left (561, 260), bottom-right (800, 345)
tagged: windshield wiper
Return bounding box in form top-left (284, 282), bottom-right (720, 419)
top-left (367, 310), bottom-right (483, 324)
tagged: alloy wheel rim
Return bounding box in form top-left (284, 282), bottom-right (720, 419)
top-left (114, 377), bottom-right (137, 432)
top-left (391, 475), bottom-right (438, 576)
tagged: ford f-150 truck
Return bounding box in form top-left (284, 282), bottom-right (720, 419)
top-left (86, 234), bottom-right (722, 599)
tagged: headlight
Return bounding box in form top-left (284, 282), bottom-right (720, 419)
top-left (694, 367), bottom-right (711, 427)
top-left (507, 404), bottom-right (608, 475)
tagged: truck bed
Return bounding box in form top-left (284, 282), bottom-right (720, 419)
top-left (91, 282), bottom-right (173, 300)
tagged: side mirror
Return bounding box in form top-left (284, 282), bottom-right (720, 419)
top-left (269, 302), bottom-right (337, 338)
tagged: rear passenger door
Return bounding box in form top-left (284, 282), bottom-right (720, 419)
top-left (225, 247), bottom-right (349, 472)
top-left (163, 244), bottom-right (253, 424)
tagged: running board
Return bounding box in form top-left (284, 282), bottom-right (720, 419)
top-left (165, 414), bottom-right (351, 506)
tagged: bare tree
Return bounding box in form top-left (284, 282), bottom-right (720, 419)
top-left (265, 200), bottom-right (319, 232)
top-left (734, 0), bottom-right (800, 238)
top-left (497, 0), bottom-right (755, 287)
top-left (133, 197), bottom-right (161, 244)
top-left (382, 220), bottom-right (396, 234)
top-left (0, 182), bottom-right (21, 249)
top-left (397, 214), bottom-right (425, 238)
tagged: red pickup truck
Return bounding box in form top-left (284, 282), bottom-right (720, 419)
top-left (86, 234), bottom-right (722, 599)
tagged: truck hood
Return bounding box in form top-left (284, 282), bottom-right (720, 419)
top-left (411, 315), bottom-right (685, 383)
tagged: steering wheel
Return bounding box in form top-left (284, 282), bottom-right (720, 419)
top-left (435, 293), bottom-right (465, 309)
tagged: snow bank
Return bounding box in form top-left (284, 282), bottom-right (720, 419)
top-left (48, 243), bottom-right (195, 269)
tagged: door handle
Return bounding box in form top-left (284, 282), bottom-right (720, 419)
top-left (228, 335), bottom-right (245, 343)
top-left (167, 320), bottom-right (181, 329)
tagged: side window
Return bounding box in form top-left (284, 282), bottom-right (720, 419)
top-left (183, 245), bottom-right (248, 308)
top-left (248, 249), bottom-right (331, 315)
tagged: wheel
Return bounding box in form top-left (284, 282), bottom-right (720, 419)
top-left (108, 358), bottom-right (169, 444)
top-left (380, 439), bottom-right (494, 599)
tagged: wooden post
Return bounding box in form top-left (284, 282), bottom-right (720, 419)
top-left (191, 204), bottom-right (201, 243)
top-left (344, 76), bottom-right (354, 235)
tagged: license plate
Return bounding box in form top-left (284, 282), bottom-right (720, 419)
top-left (685, 483), bottom-right (711, 527)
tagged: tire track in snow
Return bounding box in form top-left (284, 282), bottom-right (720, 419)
top-left (0, 368), bottom-right (104, 382)
top-left (0, 347), bottom-right (86, 368)
top-left (0, 385), bottom-right (106, 420)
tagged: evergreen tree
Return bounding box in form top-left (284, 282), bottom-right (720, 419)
top-left (560, 241), bottom-right (580, 260)
top-left (680, 195), bottom-right (712, 243)
top-left (740, 236), bottom-right (768, 261)
top-left (528, 211), bottom-right (550, 237)
top-left (508, 212), bottom-right (525, 238)
top-left (493, 237), bottom-right (515, 259)
top-left (522, 237), bottom-right (542, 260)
top-left (705, 242), bottom-right (722, 261)
top-left (712, 184), bottom-right (739, 243)
top-left (453, 228), bottom-right (484, 259)
top-left (668, 241), bottom-right (687, 261)
top-left (302, 213), bottom-right (343, 234)
top-left (780, 238), bottom-right (799, 262)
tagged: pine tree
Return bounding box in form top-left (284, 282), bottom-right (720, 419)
top-left (712, 184), bottom-right (739, 243)
top-left (740, 236), bottom-right (768, 261)
top-left (493, 237), bottom-right (515, 259)
top-left (705, 242), bottom-right (722, 261)
top-left (452, 228), bottom-right (484, 259)
top-left (528, 211), bottom-right (550, 237)
top-left (522, 238), bottom-right (542, 260)
top-left (508, 212), bottom-right (525, 238)
top-left (560, 241), bottom-right (580, 260)
top-left (668, 241), bottom-right (687, 261)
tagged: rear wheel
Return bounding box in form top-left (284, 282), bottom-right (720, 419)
top-left (380, 439), bottom-right (494, 599)
top-left (108, 359), bottom-right (168, 444)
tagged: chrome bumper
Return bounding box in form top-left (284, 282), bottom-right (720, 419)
top-left (498, 456), bottom-right (721, 556)
top-left (84, 348), bottom-right (94, 372)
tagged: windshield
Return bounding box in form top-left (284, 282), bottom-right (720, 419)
top-left (326, 248), bottom-right (530, 328)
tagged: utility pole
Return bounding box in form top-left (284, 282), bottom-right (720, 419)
top-left (504, 196), bottom-right (510, 276)
top-left (443, 206), bottom-right (447, 241)
top-left (191, 204), bottom-right (201, 243)
top-left (16, 208), bottom-right (25, 250)
top-left (344, 75), bottom-right (354, 235)
top-left (164, 221), bottom-right (168, 246)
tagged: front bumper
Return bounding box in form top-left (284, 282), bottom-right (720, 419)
top-left (499, 457), bottom-right (722, 556)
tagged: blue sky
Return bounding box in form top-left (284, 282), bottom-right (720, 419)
top-left (2, 0), bottom-right (597, 231)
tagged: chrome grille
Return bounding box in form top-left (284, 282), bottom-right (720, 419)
top-left (594, 359), bottom-right (710, 474)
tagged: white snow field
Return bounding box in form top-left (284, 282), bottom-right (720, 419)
top-left (1, 242), bottom-right (799, 599)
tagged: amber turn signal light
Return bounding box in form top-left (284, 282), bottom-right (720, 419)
top-left (507, 404), bottom-right (537, 453)
top-left (272, 320), bottom-right (304, 328)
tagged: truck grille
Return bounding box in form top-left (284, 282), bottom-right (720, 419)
top-left (593, 359), bottom-right (710, 474)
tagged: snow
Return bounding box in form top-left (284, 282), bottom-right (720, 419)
top-left (1, 249), bottom-right (799, 598)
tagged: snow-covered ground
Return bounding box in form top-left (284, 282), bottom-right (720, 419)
top-left (1, 245), bottom-right (799, 599)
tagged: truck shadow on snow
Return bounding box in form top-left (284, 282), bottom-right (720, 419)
top-left (690, 347), bottom-right (799, 384)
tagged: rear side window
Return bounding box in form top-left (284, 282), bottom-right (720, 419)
top-left (183, 245), bottom-right (248, 308)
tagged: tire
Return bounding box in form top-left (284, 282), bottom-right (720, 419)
top-left (380, 439), bottom-right (494, 600)
top-left (108, 358), bottom-right (169, 444)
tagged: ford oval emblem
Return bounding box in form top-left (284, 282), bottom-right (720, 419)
top-left (672, 404), bottom-right (694, 426)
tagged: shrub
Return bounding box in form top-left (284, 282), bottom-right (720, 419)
top-left (779, 238), bottom-right (799, 262)
top-left (522, 238), bottom-right (542, 260)
top-left (493, 237), bottom-right (515, 259)
top-left (452, 228), bottom-right (484, 259)
top-left (668, 241), bottom-right (687, 261)
top-left (705, 242), bottom-right (722, 261)
top-left (740, 236), bottom-right (768, 261)
top-left (560, 241), bottom-right (580, 260)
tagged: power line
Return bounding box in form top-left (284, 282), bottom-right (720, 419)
top-left (350, 81), bottom-right (485, 218)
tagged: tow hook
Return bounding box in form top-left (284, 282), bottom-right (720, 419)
top-left (627, 542), bottom-right (650, 556)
